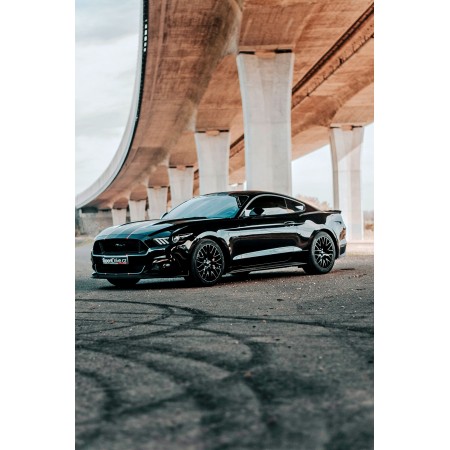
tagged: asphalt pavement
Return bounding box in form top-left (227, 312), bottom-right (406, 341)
top-left (76, 242), bottom-right (374, 450)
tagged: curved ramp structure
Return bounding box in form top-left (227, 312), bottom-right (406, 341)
top-left (76, 0), bottom-right (374, 240)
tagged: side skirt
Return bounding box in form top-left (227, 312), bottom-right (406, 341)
top-left (228, 260), bottom-right (306, 274)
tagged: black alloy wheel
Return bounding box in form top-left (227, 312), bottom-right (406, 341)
top-left (303, 231), bottom-right (336, 275)
top-left (187, 239), bottom-right (225, 286)
top-left (107, 278), bottom-right (140, 288)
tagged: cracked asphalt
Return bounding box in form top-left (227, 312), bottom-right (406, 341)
top-left (76, 243), bottom-right (374, 450)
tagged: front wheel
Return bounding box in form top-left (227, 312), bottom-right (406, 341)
top-left (303, 232), bottom-right (336, 275)
top-left (186, 239), bottom-right (225, 286)
top-left (107, 278), bottom-right (140, 288)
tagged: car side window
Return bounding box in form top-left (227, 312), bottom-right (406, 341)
top-left (243, 196), bottom-right (291, 217)
top-left (285, 199), bottom-right (306, 213)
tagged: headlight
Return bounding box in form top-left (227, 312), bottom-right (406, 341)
top-left (153, 237), bottom-right (170, 246)
top-left (172, 233), bottom-right (193, 244)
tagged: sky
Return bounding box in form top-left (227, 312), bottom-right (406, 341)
top-left (76, 0), bottom-right (374, 211)
top-left (76, 0), bottom-right (140, 193)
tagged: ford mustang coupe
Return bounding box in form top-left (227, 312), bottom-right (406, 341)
top-left (91, 191), bottom-right (347, 287)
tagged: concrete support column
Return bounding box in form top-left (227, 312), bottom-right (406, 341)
top-left (111, 208), bottom-right (127, 226)
top-left (129, 200), bottom-right (147, 222)
top-left (330, 126), bottom-right (364, 241)
top-left (237, 51), bottom-right (294, 195)
top-left (147, 186), bottom-right (168, 219)
top-left (168, 166), bottom-right (194, 209)
top-left (195, 131), bottom-right (230, 194)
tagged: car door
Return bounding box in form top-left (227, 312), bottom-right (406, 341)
top-left (229, 195), bottom-right (303, 269)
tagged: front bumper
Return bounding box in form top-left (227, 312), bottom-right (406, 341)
top-left (91, 245), bottom-right (189, 279)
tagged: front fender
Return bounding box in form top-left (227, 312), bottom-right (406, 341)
top-left (187, 232), bottom-right (231, 269)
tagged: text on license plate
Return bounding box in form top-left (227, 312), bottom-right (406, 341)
top-left (102, 257), bottom-right (128, 265)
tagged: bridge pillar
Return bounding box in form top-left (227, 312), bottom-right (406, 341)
top-left (237, 51), bottom-right (294, 195)
top-left (129, 200), bottom-right (147, 222)
top-left (111, 208), bottom-right (127, 226)
top-left (147, 186), bottom-right (168, 219)
top-left (195, 131), bottom-right (230, 194)
top-left (330, 126), bottom-right (364, 241)
top-left (168, 166), bottom-right (194, 209)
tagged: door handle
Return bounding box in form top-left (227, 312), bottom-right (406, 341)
top-left (284, 221), bottom-right (296, 226)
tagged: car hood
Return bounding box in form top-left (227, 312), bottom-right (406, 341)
top-left (95, 217), bottom-right (217, 240)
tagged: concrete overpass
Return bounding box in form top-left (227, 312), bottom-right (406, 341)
top-left (75, 0), bottom-right (374, 241)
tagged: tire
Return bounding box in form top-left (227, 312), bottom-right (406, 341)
top-left (107, 278), bottom-right (140, 288)
top-left (303, 231), bottom-right (336, 275)
top-left (186, 239), bottom-right (225, 286)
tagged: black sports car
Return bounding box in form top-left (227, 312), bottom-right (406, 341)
top-left (91, 191), bottom-right (347, 287)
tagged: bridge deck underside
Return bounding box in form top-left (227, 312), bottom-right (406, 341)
top-left (81, 0), bottom-right (374, 209)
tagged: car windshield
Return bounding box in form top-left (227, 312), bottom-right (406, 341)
top-left (163, 194), bottom-right (247, 220)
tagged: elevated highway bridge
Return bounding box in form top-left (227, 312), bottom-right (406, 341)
top-left (76, 0), bottom-right (374, 241)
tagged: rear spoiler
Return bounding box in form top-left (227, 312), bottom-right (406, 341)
top-left (325, 209), bottom-right (341, 213)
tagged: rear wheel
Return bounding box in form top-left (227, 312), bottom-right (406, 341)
top-left (186, 239), bottom-right (225, 286)
top-left (303, 232), bottom-right (336, 275)
top-left (107, 278), bottom-right (140, 288)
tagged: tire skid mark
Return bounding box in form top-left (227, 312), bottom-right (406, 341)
top-left (77, 361), bottom-right (193, 446)
top-left (79, 343), bottom-right (265, 449)
top-left (79, 306), bottom-right (323, 446)
top-left (197, 313), bottom-right (374, 335)
top-left (77, 305), bottom-right (271, 447)
top-left (78, 299), bottom-right (372, 340)
top-left (76, 301), bottom-right (367, 448)
top-left (76, 368), bottom-right (126, 448)
top-left (326, 326), bottom-right (374, 363)
top-left (76, 311), bottom-right (175, 336)
top-left (84, 304), bottom-right (211, 343)
top-left (76, 298), bottom-right (167, 307)
top-left (77, 391), bottom-right (192, 427)
top-left (76, 347), bottom-right (199, 449)
top-left (192, 325), bottom-right (330, 441)
top-left (77, 310), bottom-right (169, 315)
top-left (76, 302), bottom-right (201, 339)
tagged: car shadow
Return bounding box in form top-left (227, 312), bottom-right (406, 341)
top-left (97, 269), bottom-right (313, 291)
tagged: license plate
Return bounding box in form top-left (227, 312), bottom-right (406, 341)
top-left (102, 256), bottom-right (128, 265)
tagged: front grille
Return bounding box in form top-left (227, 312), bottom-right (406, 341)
top-left (93, 239), bottom-right (148, 255)
top-left (95, 264), bottom-right (145, 274)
